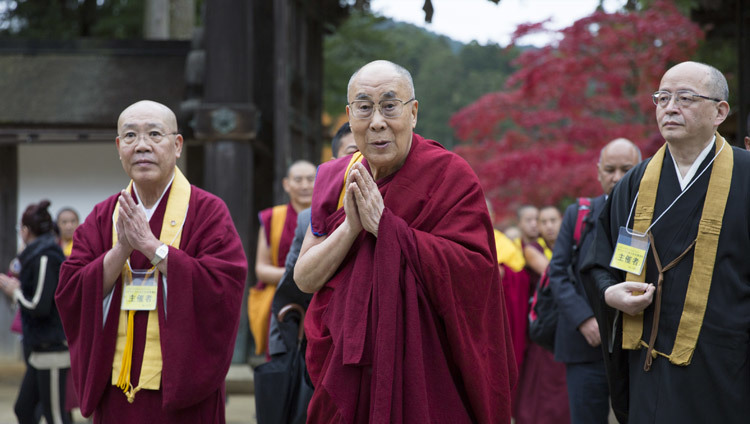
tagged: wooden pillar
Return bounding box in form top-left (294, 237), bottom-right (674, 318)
top-left (0, 145), bottom-right (18, 357)
top-left (273, 0), bottom-right (291, 204)
top-left (145, 0), bottom-right (170, 39)
top-left (202, 0), bottom-right (256, 363)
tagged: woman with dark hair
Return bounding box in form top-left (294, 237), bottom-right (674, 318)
top-left (0, 200), bottom-right (71, 424)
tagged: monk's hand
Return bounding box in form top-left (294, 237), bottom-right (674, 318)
top-left (343, 170), bottom-right (363, 234)
top-left (117, 190), bottom-right (159, 255)
top-left (578, 317), bottom-right (601, 347)
top-left (604, 282), bottom-right (655, 316)
top-left (350, 163), bottom-right (384, 237)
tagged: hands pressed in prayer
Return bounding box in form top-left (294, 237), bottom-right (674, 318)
top-left (604, 281), bottom-right (655, 316)
top-left (117, 190), bottom-right (160, 256)
top-left (348, 163), bottom-right (384, 237)
top-left (343, 170), bottom-right (364, 235)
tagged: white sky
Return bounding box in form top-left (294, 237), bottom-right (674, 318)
top-left (370, 0), bottom-right (626, 46)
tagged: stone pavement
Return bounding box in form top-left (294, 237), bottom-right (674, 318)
top-left (0, 359), bottom-right (256, 424)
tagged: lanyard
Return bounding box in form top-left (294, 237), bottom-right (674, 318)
top-left (624, 140), bottom-right (725, 236)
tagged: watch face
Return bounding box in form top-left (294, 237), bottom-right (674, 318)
top-left (157, 245), bottom-right (168, 257)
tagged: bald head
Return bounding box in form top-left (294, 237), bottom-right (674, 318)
top-left (598, 138), bottom-right (641, 195)
top-left (118, 100), bottom-right (178, 133)
top-left (284, 160), bottom-right (316, 212)
top-left (347, 60), bottom-right (415, 100)
top-left (664, 61), bottom-right (728, 102)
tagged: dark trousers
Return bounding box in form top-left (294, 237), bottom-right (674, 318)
top-left (14, 362), bottom-right (72, 424)
top-left (565, 360), bottom-right (610, 424)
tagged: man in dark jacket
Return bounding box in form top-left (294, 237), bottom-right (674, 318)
top-left (548, 138), bottom-right (640, 423)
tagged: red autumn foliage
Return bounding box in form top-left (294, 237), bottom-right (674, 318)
top-left (451, 1), bottom-right (703, 224)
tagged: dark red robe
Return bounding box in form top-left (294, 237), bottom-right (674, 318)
top-left (258, 203), bottom-right (298, 272)
top-left (55, 185), bottom-right (248, 423)
top-left (305, 133), bottom-right (517, 423)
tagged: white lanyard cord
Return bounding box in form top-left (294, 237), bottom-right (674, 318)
top-left (625, 140), bottom-right (725, 236)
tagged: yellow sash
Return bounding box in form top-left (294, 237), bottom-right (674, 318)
top-left (537, 237), bottom-right (553, 260)
top-left (111, 167), bottom-right (191, 402)
top-left (495, 230), bottom-right (525, 272)
top-left (337, 152), bottom-right (365, 210)
top-left (248, 204), bottom-right (288, 355)
top-left (623, 134), bottom-right (732, 366)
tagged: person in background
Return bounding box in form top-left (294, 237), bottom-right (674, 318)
top-left (0, 200), bottom-right (71, 424)
top-left (513, 205), bottom-right (569, 424)
top-left (548, 138), bottom-right (641, 424)
top-left (249, 160), bottom-right (317, 357)
top-left (331, 122), bottom-right (358, 159)
top-left (487, 199), bottom-right (529, 378)
top-left (55, 208), bottom-right (79, 258)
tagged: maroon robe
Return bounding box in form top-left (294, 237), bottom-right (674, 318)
top-left (513, 242), bottom-right (569, 423)
top-left (258, 203), bottom-right (298, 273)
top-left (55, 185), bottom-right (248, 423)
top-left (305, 134), bottom-right (517, 423)
top-left (500, 264), bottom-right (530, 372)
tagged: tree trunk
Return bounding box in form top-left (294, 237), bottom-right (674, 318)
top-left (170, 0), bottom-right (195, 40)
top-left (145, 0), bottom-right (170, 39)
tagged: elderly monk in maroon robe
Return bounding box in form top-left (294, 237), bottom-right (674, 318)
top-left (55, 100), bottom-right (247, 423)
top-left (294, 60), bottom-right (517, 423)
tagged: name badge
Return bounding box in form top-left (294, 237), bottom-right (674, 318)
top-left (121, 268), bottom-right (158, 311)
top-left (610, 227), bottom-right (649, 275)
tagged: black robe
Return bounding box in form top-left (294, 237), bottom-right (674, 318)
top-left (582, 142), bottom-right (750, 424)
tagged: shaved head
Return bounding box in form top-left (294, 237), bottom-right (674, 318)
top-left (598, 138), bottom-right (641, 195)
top-left (118, 100), bottom-right (178, 133)
top-left (347, 60), bottom-right (415, 100)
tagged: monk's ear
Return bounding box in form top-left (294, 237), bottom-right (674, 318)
top-left (174, 134), bottom-right (184, 158)
top-left (282, 177), bottom-right (291, 194)
top-left (410, 100), bottom-right (418, 129)
top-left (714, 101), bottom-right (730, 126)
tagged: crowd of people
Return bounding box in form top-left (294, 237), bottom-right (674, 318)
top-left (1, 58), bottom-right (749, 424)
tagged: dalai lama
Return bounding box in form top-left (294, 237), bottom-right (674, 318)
top-left (294, 60), bottom-right (517, 423)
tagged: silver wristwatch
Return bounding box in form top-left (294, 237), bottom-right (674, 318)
top-left (151, 243), bottom-right (169, 266)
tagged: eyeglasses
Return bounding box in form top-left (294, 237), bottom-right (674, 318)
top-left (119, 130), bottom-right (178, 144)
top-left (652, 90), bottom-right (722, 108)
top-left (348, 98), bottom-right (415, 119)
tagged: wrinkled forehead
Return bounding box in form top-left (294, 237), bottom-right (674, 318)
top-left (349, 68), bottom-right (410, 101)
top-left (118, 103), bottom-right (176, 131)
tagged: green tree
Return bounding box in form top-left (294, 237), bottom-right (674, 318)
top-left (0, 0), bottom-right (145, 39)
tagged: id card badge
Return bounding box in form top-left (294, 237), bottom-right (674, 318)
top-left (121, 268), bottom-right (158, 311)
top-left (610, 227), bottom-right (649, 275)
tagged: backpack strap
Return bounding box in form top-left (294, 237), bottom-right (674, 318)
top-left (572, 197), bottom-right (592, 246)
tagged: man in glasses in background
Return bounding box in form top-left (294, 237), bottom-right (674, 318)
top-left (294, 60), bottom-right (517, 423)
top-left (56, 100), bottom-right (247, 422)
top-left (584, 62), bottom-right (750, 423)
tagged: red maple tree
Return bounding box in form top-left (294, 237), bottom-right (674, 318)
top-left (451, 1), bottom-right (703, 224)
